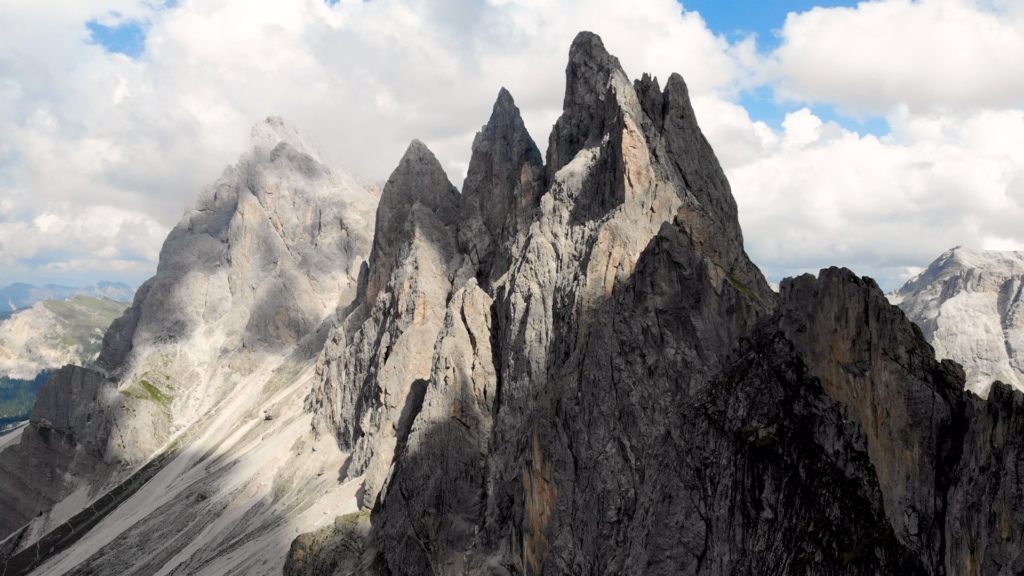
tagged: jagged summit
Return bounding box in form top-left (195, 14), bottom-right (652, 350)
top-left (379, 139), bottom-right (459, 220)
top-left (547, 31), bottom-right (638, 176)
top-left (365, 139), bottom-right (459, 304)
top-left (458, 88), bottom-right (544, 285)
top-left (895, 246), bottom-right (1024, 296)
top-left (0, 114), bottom-right (378, 562)
top-left (494, 86), bottom-right (515, 110)
top-left (296, 29), bottom-right (777, 575)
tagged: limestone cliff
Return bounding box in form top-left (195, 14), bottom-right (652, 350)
top-left (307, 139), bottom-right (462, 504)
top-left (0, 115), bottom-right (377, 571)
top-left (288, 32), bottom-right (1024, 576)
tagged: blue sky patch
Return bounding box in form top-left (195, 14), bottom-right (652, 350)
top-left (739, 88), bottom-right (889, 137)
top-left (680, 1), bottom-right (888, 138)
top-left (679, 0), bottom-right (861, 50)
top-left (86, 19), bottom-right (147, 59)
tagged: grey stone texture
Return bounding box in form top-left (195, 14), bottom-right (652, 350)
top-left (0, 116), bottom-right (377, 549)
top-left (307, 139), bottom-right (462, 505)
top-left (891, 246), bottom-right (1024, 396)
top-left (289, 31), bottom-right (1024, 576)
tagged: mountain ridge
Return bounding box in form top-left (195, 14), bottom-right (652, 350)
top-left (1, 32), bottom-right (1023, 576)
top-left (0, 295), bottom-right (129, 380)
top-left (0, 114), bottom-right (379, 573)
top-left (0, 282), bottom-right (135, 313)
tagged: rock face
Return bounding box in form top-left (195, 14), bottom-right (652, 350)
top-left (0, 115), bottom-right (378, 569)
top-left (288, 32), bottom-right (1024, 576)
top-left (307, 139), bottom-right (462, 504)
top-left (890, 246), bottom-right (1024, 396)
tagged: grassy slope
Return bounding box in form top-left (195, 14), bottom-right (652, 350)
top-left (41, 296), bottom-right (129, 360)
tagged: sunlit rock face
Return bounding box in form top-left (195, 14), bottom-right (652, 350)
top-left (890, 246), bottom-right (1024, 396)
top-left (0, 295), bottom-right (129, 380)
top-left (289, 32), bottom-right (1024, 576)
top-left (0, 116), bottom-right (378, 569)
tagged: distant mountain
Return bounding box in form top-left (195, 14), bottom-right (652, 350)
top-left (76, 281), bottom-right (136, 303)
top-left (890, 246), bottom-right (1024, 396)
top-left (0, 295), bottom-right (131, 380)
top-left (0, 295), bottom-right (129, 437)
top-left (0, 281), bottom-right (135, 312)
top-left (0, 283), bottom-right (76, 312)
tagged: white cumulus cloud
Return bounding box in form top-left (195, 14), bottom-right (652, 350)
top-left (0, 0), bottom-right (1023, 293)
top-left (726, 105), bottom-right (1024, 288)
top-left (0, 0), bottom-right (759, 286)
top-left (769, 0), bottom-right (1024, 114)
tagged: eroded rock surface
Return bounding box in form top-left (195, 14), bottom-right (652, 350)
top-left (307, 140), bottom-right (461, 505)
top-left (0, 116), bottom-right (377, 563)
top-left (291, 32), bottom-right (1024, 576)
top-left (891, 246), bottom-right (1024, 396)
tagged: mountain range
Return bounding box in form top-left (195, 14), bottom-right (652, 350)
top-left (0, 295), bottom-right (131, 431)
top-left (0, 282), bottom-right (136, 315)
top-left (1, 32), bottom-right (1022, 576)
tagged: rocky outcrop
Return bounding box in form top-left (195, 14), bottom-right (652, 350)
top-left (99, 116), bottom-right (375, 374)
top-left (458, 88), bottom-right (545, 287)
top-left (945, 381), bottom-right (1024, 574)
top-left (776, 269), bottom-right (968, 571)
top-left (307, 139), bottom-right (461, 505)
top-left (296, 30), bottom-right (775, 574)
top-left (290, 31), bottom-right (1024, 576)
top-left (890, 246), bottom-right (1024, 396)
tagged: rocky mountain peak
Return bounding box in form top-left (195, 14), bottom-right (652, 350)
top-left (366, 139), bottom-right (459, 305)
top-left (546, 30), bottom-right (639, 176)
top-left (0, 115), bottom-right (378, 550)
top-left (97, 116), bottom-right (376, 374)
top-left (493, 86), bottom-right (516, 112)
top-left (661, 71), bottom-right (746, 254)
top-left (380, 139), bottom-right (458, 218)
top-left (893, 246), bottom-right (1024, 395)
top-left (458, 88), bottom-right (544, 285)
top-left (250, 115), bottom-right (323, 163)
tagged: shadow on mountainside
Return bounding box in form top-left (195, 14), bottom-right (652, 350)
top-left (0, 332), bottom-right (364, 576)
top-left (285, 220), bottom-right (1024, 576)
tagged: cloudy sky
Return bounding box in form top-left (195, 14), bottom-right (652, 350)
top-left (1, 0), bottom-right (1022, 291)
